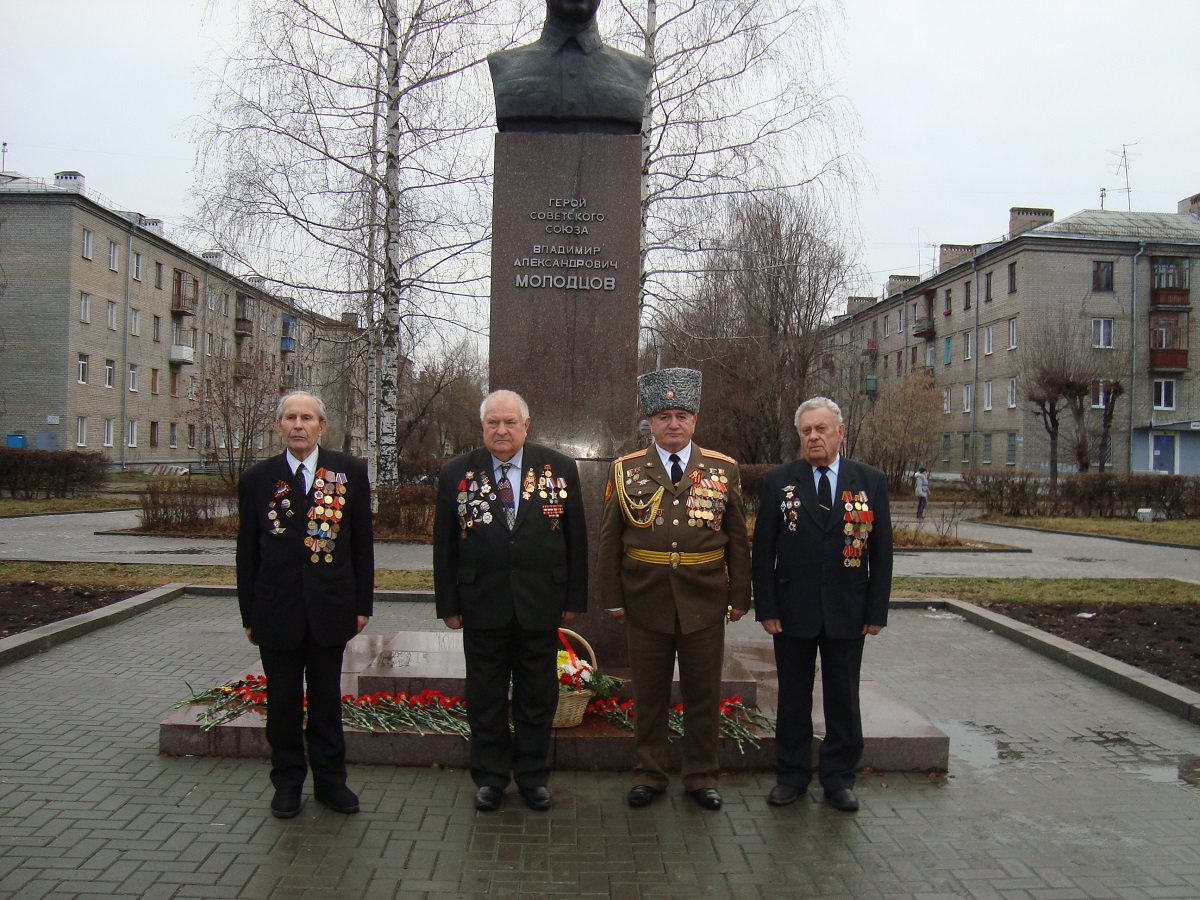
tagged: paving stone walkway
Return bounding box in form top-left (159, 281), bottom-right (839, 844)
top-left (2, 596), bottom-right (1199, 898)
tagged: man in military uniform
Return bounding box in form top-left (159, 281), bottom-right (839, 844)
top-left (597, 368), bottom-right (751, 810)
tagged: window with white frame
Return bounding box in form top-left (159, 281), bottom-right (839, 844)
top-left (187, 423), bottom-right (196, 449)
top-left (106, 300), bottom-right (117, 330)
top-left (1091, 317), bottom-right (1114, 349)
top-left (898, 308), bottom-right (906, 332)
top-left (128, 364), bottom-right (139, 392)
top-left (1091, 379), bottom-right (1110, 409)
top-left (925, 343), bottom-right (934, 368)
top-left (82, 228), bottom-right (93, 259)
top-left (884, 315), bottom-right (891, 337)
top-left (152, 315), bottom-right (161, 342)
top-left (104, 359), bottom-right (115, 388)
top-left (108, 241), bottom-right (119, 272)
top-left (943, 337), bottom-right (952, 366)
top-left (154, 261), bottom-right (163, 289)
top-left (127, 420), bottom-right (138, 447)
top-left (76, 417), bottom-right (87, 447)
top-left (943, 387), bottom-right (952, 413)
top-left (1006, 433), bottom-right (1018, 465)
top-left (1008, 317), bottom-right (1018, 349)
top-left (220, 337), bottom-right (229, 358)
top-left (77, 354), bottom-right (89, 384)
top-left (205, 332), bottom-right (213, 356)
top-left (133, 252), bottom-right (143, 281)
top-left (983, 324), bottom-right (993, 355)
top-left (1153, 379), bottom-right (1176, 410)
top-left (79, 292), bottom-right (91, 323)
top-left (169, 422), bottom-right (178, 449)
top-left (963, 331), bottom-right (972, 360)
top-left (983, 380), bottom-right (993, 411)
top-left (982, 433), bottom-right (993, 464)
top-left (962, 383), bottom-right (973, 413)
top-left (129, 308), bottom-right (141, 336)
top-left (1007, 377), bottom-right (1018, 408)
top-left (103, 418), bottom-right (114, 447)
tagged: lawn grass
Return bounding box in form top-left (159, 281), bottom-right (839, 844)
top-left (0, 560), bottom-right (432, 591)
top-left (0, 496), bottom-right (139, 516)
top-left (892, 576), bottom-right (1200, 605)
top-left (978, 515), bottom-right (1200, 546)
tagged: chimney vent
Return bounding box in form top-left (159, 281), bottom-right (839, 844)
top-left (938, 243), bottom-right (975, 271)
top-left (54, 171), bottom-right (85, 193)
top-left (1178, 192), bottom-right (1200, 216)
top-left (1008, 207), bottom-right (1054, 239)
top-left (844, 296), bottom-right (876, 316)
top-left (141, 218), bottom-right (165, 236)
top-left (886, 274), bottom-right (920, 298)
top-left (201, 250), bottom-right (223, 269)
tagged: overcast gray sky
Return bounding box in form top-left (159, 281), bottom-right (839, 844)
top-left (3, 0), bottom-right (1198, 300)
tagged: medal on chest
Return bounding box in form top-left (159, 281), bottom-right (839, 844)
top-left (841, 489), bottom-right (874, 567)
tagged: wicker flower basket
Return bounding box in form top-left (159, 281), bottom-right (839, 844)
top-left (553, 628), bottom-right (596, 729)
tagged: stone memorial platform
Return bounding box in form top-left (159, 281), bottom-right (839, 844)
top-left (160, 630), bottom-right (948, 773)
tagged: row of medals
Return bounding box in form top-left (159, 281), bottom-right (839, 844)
top-left (456, 467), bottom-right (568, 532)
top-left (842, 490), bottom-right (873, 568)
top-left (457, 472), bottom-right (497, 530)
top-left (306, 471), bottom-right (348, 563)
top-left (685, 474), bottom-right (727, 530)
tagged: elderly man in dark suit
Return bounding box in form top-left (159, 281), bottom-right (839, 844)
top-left (752, 396), bottom-right (893, 813)
top-left (488, 0), bottom-right (653, 134)
top-left (237, 390), bottom-right (374, 819)
top-left (433, 389), bottom-right (588, 812)
top-left (597, 368), bottom-right (751, 810)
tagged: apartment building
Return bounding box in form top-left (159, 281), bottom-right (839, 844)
top-left (825, 198), bottom-right (1200, 476)
top-left (0, 170), bottom-right (365, 468)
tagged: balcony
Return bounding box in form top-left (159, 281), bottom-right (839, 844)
top-left (1150, 288), bottom-right (1192, 311)
top-left (280, 335), bottom-right (296, 354)
top-left (861, 339), bottom-right (877, 357)
top-left (1148, 347), bottom-right (1188, 372)
top-left (170, 295), bottom-right (196, 316)
top-left (234, 360), bottom-right (254, 380)
top-left (862, 375), bottom-right (878, 394)
top-left (169, 345), bottom-right (195, 366)
top-left (234, 316), bottom-right (254, 338)
top-left (914, 318), bottom-right (935, 339)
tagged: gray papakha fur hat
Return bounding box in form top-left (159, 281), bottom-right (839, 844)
top-left (637, 367), bottom-right (702, 416)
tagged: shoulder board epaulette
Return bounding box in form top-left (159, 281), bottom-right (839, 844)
top-left (616, 450), bottom-right (645, 463)
top-left (699, 447), bottom-right (738, 465)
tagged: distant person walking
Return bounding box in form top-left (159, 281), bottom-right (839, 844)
top-left (915, 468), bottom-right (930, 520)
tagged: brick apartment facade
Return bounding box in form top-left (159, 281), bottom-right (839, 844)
top-left (825, 197), bottom-right (1200, 477)
top-left (0, 170), bottom-right (366, 469)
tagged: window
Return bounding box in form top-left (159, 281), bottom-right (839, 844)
top-left (943, 337), bottom-right (952, 366)
top-left (149, 421), bottom-right (159, 449)
top-left (962, 383), bottom-right (973, 413)
top-left (205, 332), bottom-right (213, 356)
top-left (982, 433), bottom-right (993, 464)
top-left (76, 417), bottom-right (87, 448)
top-left (983, 324), bottom-right (993, 355)
top-left (884, 315), bottom-right (891, 337)
top-left (898, 308), bottom-right (906, 332)
top-left (942, 433), bottom-right (952, 461)
top-left (1154, 379), bottom-right (1176, 410)
top-left (154, 261), bottom-right (163, 289)
top-left (77, 354), bottom-right (89, 384)
top-left (222, 293), bottom-right (230, 316)
top-left (963, 331), bottom-right (973, 360)
top-left (1006, 433), bottom-right (1018, 465)
top-left (127, 420), bottom-right (138, 448)
top-left (128, 364), bottom-right (139, 392)
top-left (1007, 377), bottom-right (1018, 408)
top-left (895, 352), bottom-right (902, 376)
top-left (985, 271), bottom-right (993, 302)
top-left (150, 368), bottom-right (159, 394)
top-left (170, 370), bottom-right (179, 397)
top-left (943, 288), bottom-right (952, 315)
top-left (1007, 262), bottom-right (1017, 293)
top-left (79, 292), bottom-right (91, 323)
top-left (207, 288), bottom-right (215, 310)
top-left (187, 424), bottom-right (197, 449)
top-left (220, 337), bottom-right (229, 359)
top-left (1092, 317), bottom-right (1114, 349)
top-left (963, 280), bottom-right (972, 311)
top-left (106, 300), bottom-right (117, 330)
top-left (1092, 260), bottom-right (1113, 292)
top-left (103, 418), bottom-right (114, 447)
top-left (925, 343), bottom-right (935, 368)
top-left (983, 380), bottom-right (993, 411)
top-left (169, 423), bottom-right (178, 449)
top-left (1152, 257), bottom-right (1189, 289)
top-left (133, 252), bottom-right (143, 281)
top-left (1008, 318), bottom-right (1018, 349)
top-left (152, 315), bottom-right (161, 342)
top-left (1091, 379), bottom-right (1110, 409)
top-left (943, 387), bottom-right (952, 413)
top-left (104, 359), bottom-right (115, 388)
top-left (108, 241), bottom-right (119, 272)
top-left (129, 308), bottom-right (141, 336)
top-left (81, 228), bottom-right (93, 259)
top-left (962, 433), bottom-right (972, 462)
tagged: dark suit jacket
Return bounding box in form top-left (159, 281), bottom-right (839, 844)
top-left (752, 457), bottom-right (892, 640)
top-left (433, 442), bottom-right (588, 630)
top-left (237, 448), bottom-right (374, 650)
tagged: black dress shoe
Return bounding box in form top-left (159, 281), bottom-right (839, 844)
top-left (270, 786), bottom-right (304, 819)
top-left (314, 784), bottom-right (360, 814)
top-left (824, 788), bottom-right (859, 812)
top-left (519, 786), bottom-right (553, 811)
top-left (474, 786), bottom-right (503, 812)
top-left (767, 784), bottom-right (804, 806)
top-left (627, 785), bottom-right (658, 808)
top-left (690, 788), bottom-right (722, 810)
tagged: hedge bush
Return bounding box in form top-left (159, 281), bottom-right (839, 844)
top-left (139, 481), bottom-right (237, 531)
top-left (963, 470), bottom-right (1200, 518)
top-left (0, 447), bottom-right (108, 498)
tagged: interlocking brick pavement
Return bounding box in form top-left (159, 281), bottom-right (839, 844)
top-left (1, 595), bottom-right (1199, 898)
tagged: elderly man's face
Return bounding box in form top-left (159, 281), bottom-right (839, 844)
top-left (277, 394), bottom-right (327, 459)
top-left (648, 409), bottom-right (696, 455)
top-left (797, 406), bottom-right (845, 468)
top-left (482, 394), bottom-right (530, 462)
top-left (548, 0), bottom-right (601, 24)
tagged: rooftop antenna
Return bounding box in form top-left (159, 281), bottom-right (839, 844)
top-left (1106, 142), bottom-right (1138, 211)
top-left (1, 142), bottom-right (7, 171)
top-left (1099, 186), bottom-right (1107, 210)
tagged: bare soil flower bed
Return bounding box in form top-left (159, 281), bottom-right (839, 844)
top-left (0, 582), bottom-right (140, 638)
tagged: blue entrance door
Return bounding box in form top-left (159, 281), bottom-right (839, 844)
top-left (1152, 434), bottom-right (1176, 474)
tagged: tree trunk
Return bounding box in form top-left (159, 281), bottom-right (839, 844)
top-left (377, 0), bottom-right (402, 485)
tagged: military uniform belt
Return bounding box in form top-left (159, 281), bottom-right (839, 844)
top-left (625, 548), bottom-right (725, 569)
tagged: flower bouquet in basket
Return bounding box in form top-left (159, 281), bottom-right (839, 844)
top-left (554, 628), bottom-right (624, 728)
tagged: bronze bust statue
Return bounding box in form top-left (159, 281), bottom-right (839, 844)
top-left (489, 0), bottom-right (653, 134)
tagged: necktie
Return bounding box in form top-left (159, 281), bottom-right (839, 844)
top-left (497, 462), bottom-right (516, 529)
top-left (291, 463), bottom-right (309, 512)
top-left (669, 453), bottom-right (683, 485)
top-left (817, 466), bottom-right (832, 520)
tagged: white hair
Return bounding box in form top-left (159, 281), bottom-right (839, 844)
top-left (794, 396), bottom-right (843, 427)
top-left (480, 389), bottom-right (530, 421)
top-left (276, 390), bottom-right (327, 423)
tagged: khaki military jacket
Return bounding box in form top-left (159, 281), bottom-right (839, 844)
top-left (597, 443), bottom-right (752, 635)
